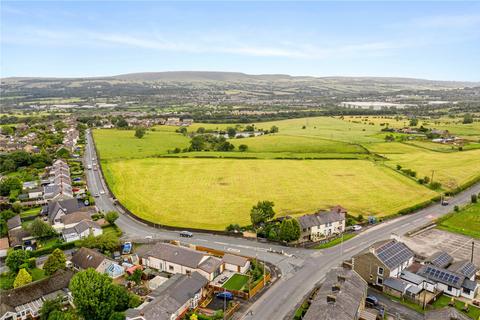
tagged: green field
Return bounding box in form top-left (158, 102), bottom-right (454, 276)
top-left (222, 274), bottom-right (250, 291)
top-left (103, 158), bottom-right (436, 229)
top-left (94, 116), bottom-right (480, 231)
top-left (437, 203), bottom-right (480, 238)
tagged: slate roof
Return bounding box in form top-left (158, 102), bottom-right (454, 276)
top-left (198, 256), bottom-right (222, 274)
top-left (303, 266), bottom-right (367, 320)
top-left (71, 247), bottom-right (107, 270)
top-left (298, 209), bottom-right (346, 229)
top-left (137, 243), bottom-right (206, 269)
top-left (126, 272), bottom-right (208, 320)
top-left (45, 198), bottom-right (82, 223)
top-left (417, 265), bottom-right (465, 289)
top-left (462, 278), bottom-right (477, 291)
top-left (0, 270), bottom-right (73, 310)
top-left (401, 270), bottom-right (429, 285)
top-left (428, 251), bottom-right (453, 269)
top-left (223, 253), bottom-right (249, 267)
top-left (372, 239), bottom-right (414, 270)
top-left (424, 307), bottom-right (470, 320)
top-left (8, 228), bottom-right (31, 247)
top-left (383, 277), bottom-right (409, 293)
top-left (61, 211), bottom-right (91, 225)
top-left (6, 215), bottom-right (21, 230)
top-left (447, 260), bottom-right (477, 279)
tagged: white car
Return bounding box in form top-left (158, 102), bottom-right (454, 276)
top-left (352, 225), bottom-right (362, 231)
top-left (100, 190), bottom-right (105, 195)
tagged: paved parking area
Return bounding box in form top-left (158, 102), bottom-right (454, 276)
top-left (402, 228), bottom-right (480, 265)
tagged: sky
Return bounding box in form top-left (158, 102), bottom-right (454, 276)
top-left (1, 1), bottom-right (480, 81)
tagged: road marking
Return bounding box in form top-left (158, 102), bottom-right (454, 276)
top-left (227, 248), bottom-right (241, 253)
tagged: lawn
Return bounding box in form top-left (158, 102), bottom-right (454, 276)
top-left (20, 207), bottom-right (41, 218)
top-left (222, 273), bottom-right (250, 291)
top-left (103, 158), bottom-right (437, 230)
top-left (437, 203), bottom-right (480, 238)
top-left (0, 268), bottom-right (46, 291)
top-left (313, 233), bottom-right (356, 249)
top-left (430, 295), bottom-right (480, 320)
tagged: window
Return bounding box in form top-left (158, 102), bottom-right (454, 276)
top-left (464, 288), bottom-right (471, 295)
top-left (378, 267), bottom-right (384, 275)
top-left (168, 265), bottom-right (174, 272)
top-left (377, 277), bottom-right (383, 285)
top-left (447, 285), bottom-right (453, 291)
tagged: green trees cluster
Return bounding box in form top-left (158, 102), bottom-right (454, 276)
top-left (43, 249), bottom-right (66, 275)
top-left (463, 113), bottom-right (474, 124)
top-left (0, 151), bottom-right (52, 174)
top-left (134, 127), bottom-right (146, 139)
top-left (69, 269), bottom-right (140, 320)
top-left (189, 134), bottom-right (235, 152)
top-left (250, 201), bottom-right (275, 227)
top-left (29, 218), bottom-right (57, 238)
top-left (0, 177), bottom-right (22, 197)
top-left (105, 211), bottom-right (119, 225)
top-left (6, 249), bottom-right (30, 273)
top-left (0, 209), bottom-right (16, 236)
top-left (77, 232), bottom-right (119, 254)
top-left (278, 218), bottom-right (301, 242)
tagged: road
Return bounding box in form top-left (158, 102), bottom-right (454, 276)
top-left (367, 288), bottom-right (423, 320)
top-left (84, 129), bottom-right (480, 320)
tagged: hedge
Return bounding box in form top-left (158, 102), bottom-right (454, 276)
top-left (30, 241), bottom-right (76, 257)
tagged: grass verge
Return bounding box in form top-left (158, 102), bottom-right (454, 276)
top-left (313, 233), bottom-right (356, 249)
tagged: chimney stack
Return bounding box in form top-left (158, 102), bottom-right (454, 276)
top-left (332, 284), bottom-right (341, 293)
top-left (326, 295), bottom-right (336, 304)
top-left (342, 261), bottom-right (353, 270)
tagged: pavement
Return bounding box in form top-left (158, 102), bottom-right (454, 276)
top-left (84, 129), bottom-right (480, 320)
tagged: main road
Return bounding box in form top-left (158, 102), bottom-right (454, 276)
top-left (84, 129), bottom-right (480, 320)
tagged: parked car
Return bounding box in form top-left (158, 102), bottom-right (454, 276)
top-left (352, 225), bottom-right (362, 231)
top-left (180, 231), bottom-right (193, 237)
top-left (100, 190), bottom-right (105, 195)
top-left (216, 292), bottom-right (234, 300)
top-left (93, 193), bottom-right (99, 197)
top-left (365, 295), bottom-right (379, 307)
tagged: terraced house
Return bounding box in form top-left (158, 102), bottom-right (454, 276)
top-left (298, 206), bottom-right (347, 243)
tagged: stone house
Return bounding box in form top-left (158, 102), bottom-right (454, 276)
top-left (297, 206), bottom-right (347, 243)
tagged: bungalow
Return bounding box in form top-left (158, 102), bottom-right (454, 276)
top-left (62, 220), bottom-right (102, 242)
top-left (138, 243), bottom-right (223, 281)
top-left (222, 254), bottom-right (250, 274)
top-left (353, 239), bottom-right (414, 287)
top-left (125, 272), bottom-right (208, 320)
top-left (60, 211), bottom-right (92, 229)
top-left (303, 264), bottom-right (369, 320)
top-left (70, 247), bottom-right (120, 277)
top-left (0, 270), bottom-right (74, 320)
top-left (8, 228), bottom-right (32, 250)
top-left (298, 206), bottom-right (347, 243)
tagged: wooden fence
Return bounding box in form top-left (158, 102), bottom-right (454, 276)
top-left (248, 273), bottom-right (271, 298)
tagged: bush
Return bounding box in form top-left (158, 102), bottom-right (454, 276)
top-left (454, 205), bottom-right (459, 212)
top-left (472, 194), bottom-right (478, 203)
top-left (430, 182), bottom-right (442, 190)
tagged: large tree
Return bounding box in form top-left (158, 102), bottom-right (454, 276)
top-left (29, 218), bottom-right (56, 238)
top-left (14, 268), bottom-right (32, 288)
top-left (0, 177), bottom-right (22, 196)
top-left (279, 218), bottom-right (301, 242)
top-left (134, 127), bottom-right (146, 139)
top-left (69, 269), bottom-right (117, 320)
top-left (6, 249), bottom-right (29, 273)
top-left (43, 249), bottom-right (66, 276)
top-left (250, 201), bottom-right (275, 227)
top-left (105, 211), bottom-right (119, 225)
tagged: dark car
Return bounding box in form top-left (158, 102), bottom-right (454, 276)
top-left (179, 231), bottom-right (193, 237)
top-left (366, 295), bottom-right (379, 307)
top-left (216, 292), bottom-right (234, 300)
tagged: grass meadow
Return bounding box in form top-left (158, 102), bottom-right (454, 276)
top-left (102, 158), bottom-right (437, 230)
top-left (437, 203), bottom-right (480, 238)
top-left (94, 116), bottom-right (480, 230)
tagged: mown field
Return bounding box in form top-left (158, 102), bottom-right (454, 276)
top-left (102, 158), bottom-right (436, 230)
top-left (437, 203), bottom-right (480, 238)
top-left (94, 116), bottom-right (480, 230)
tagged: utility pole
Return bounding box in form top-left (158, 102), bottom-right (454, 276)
top-left (471, 241), bottom-right (475, 263)
top-left (431, 170), bottom-right (435, 184)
